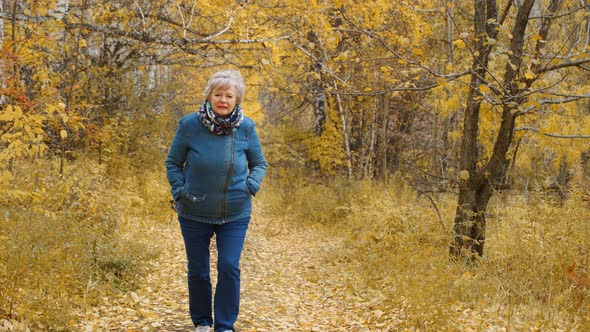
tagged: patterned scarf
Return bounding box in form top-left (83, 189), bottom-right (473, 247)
top-left (197, 100), bottom-right (244, 135)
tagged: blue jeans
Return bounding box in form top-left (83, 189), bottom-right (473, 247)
top-left (178, 216), bottom-right (250, 332)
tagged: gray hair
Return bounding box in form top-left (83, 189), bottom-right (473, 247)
top-left (204, 70), bottom-right (246, 104)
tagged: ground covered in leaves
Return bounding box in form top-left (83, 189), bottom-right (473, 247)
top-left (75, 208), bottom-right (399, 331)
top-left (72, 190), bottom-right (589, 331)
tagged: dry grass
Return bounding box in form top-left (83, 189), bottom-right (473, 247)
top-left (2, 161), bottom-right (589, 330)
top-left (261, 178), bottom-right (590, 330)
top-left (0, 158), bottom-right (167, 330)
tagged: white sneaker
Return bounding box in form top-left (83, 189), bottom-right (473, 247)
top-left (195, 326), bottom-right (210, 332)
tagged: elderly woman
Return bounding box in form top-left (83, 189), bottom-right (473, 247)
top-left (165, 70), bottom-right (267, 332)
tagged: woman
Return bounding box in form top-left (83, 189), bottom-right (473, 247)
top-left (165, 70), bottom-right (267, 332)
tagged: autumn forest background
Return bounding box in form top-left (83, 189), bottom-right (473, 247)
top-left (1, 0), bottom-right (590, 331)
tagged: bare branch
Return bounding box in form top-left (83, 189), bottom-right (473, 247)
top-left (176, 3), bottom-right (187, 39)
top-left (416, 188), bottom-right (447, 233)
top-left (537, 58), bottom-right (590, 73)
top-left (529, 5), bottom-right (587, 20)
top-left (399, 157), bottom-right (459, 185)
top-left (540, 92), bottom-right (590, 104)
top-left (506, 76), bottom-right (566, 103)
top-left (0, 10), bottom-right (290, 49)
top-left (440, 1), bottom-right (509, 95)
top-left (336, 7), bottom-right (479, 94)
top-left (132, 0), bottom-right (146, 32)
top-left (515, 126), bottom-right (590, 139)
top-left (288, 39), bottom-right (348, 84)
top-left (498, 0), bottom-right (513, 25)
top-left (186, 0), bottom-right (197, 32)
top-left (202, 16), bottom-right (234, 42)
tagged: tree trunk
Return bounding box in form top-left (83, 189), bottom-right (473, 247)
top-left (333, 82), bottom-right (353, 179)
top-left (450, 0), bottom-right (537, 259)
top-left (446, 0), bottom-right (454, 65)
top-left (377, 93), bottom-right (389, 181)
top-left (450, 0), bottom-right (500, 259)
top-left (365, 106), bottom-right (376, 178)
top-left (0, 0), bottom-right (4, 105)
top-left (307, 31), bottom-right (326, 136)
top-left (585, 1), bottom-right (590, 50)
top-left (53, 0), bottom-right (68, 19)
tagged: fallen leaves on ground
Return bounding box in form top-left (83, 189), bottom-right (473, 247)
top-left (75, 207), bottom-right (403, 331)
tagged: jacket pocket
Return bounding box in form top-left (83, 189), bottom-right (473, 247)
top-left (184, 192), bottom-right (206, 203)
top-left (180, 184), bottom-right (206, 203)
top-left (179, 189), bottom-right (210, 216)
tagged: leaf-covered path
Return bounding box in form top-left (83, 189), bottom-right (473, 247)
top-left (77, 208), bottom-right (398, 331)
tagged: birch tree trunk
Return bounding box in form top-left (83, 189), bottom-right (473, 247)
top-left (307, 31), bottom-right (327, 136)
top-left (52, 0), bottom-right (68, 19)
top-left (333, 82), bottom-right (353, 179)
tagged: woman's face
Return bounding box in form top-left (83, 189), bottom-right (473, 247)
top-left (210, 85), bottom-right (238, 118)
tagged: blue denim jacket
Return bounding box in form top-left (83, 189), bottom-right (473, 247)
top-left (165, 113), bottom-right (267, 224)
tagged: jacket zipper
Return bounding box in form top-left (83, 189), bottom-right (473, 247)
top-left (221, 131), bottom-right (236, 222)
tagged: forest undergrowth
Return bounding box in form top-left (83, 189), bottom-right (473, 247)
top-left (0, 157), bottom-right (171, 331)
top-left (1, 163), bottom-right (590, 331)
top-left (261, 176), bottom-right (590, 330)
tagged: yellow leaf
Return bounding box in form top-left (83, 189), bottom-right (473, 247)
top-left (0, 170), bottom-right (13, 183)
top-left (397, 58), bottom-right (408, 65)
top-left (411, 48), bottom-right (424, 56)
top-left (37, 7), bottom-right (48, 16)
top-left (453, 39), bottom-right (466, 49)
top-left (459, 170), bottom-right (470, 181)
top-left (0, 111), bottom-right (12, 121)
top-left (524, 70), bottom-right (536, 80)
top-left (60, 130), bottom-right (68, 140)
